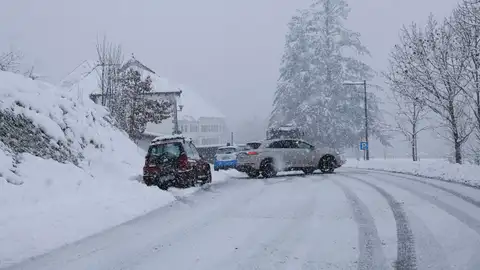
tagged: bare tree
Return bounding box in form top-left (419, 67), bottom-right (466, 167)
top-left (388, 16), bottom-right (473, 163)
top-left (385, 51), bottom-right (432, 161)
top-left (95, 35), bottom-right (124, 107)
top-left (392, 92), bottom-right (430, 161)
top-left (451, 0), bottom-right (480, 155)
top-left (0, 50), bottom-right (23, 73)
top-left (24, 66), bottom-right (42, 80)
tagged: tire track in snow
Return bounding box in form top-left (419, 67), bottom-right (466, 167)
top-left (333, 180), bottom-right (388, 270)
top-left (368, 173), bottom-right (480, 237)
top-left (366, 171), bottom-right (480, 209)
top-left (343, 174), bottom-right (417, 270)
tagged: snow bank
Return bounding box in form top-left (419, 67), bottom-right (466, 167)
top-left (345, 158), bottom-right (480, 187)
top-left (0, 71), bottom-right (178, 267)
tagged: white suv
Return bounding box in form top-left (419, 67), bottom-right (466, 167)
top-left (236, 139), bottom-right (344, 178)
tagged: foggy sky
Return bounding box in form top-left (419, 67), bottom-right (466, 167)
top-left (0, 0), bottom-right (461, 157)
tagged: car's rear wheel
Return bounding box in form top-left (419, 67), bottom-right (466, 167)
top-left (260, 160), bottom-right (277, 178)
top-left (246, 170), bottom-right (260, 178)
top-left (158, 182), bottom-right (169, 190)
top-left (319, 155), bottom-right (336, 173)
top-left (202, 169), bottom-right (212, 185)
top-left (143, 177), bottom-right (154, 186)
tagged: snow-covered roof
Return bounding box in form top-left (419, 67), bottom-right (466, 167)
top-left (59, 57), bottom-right (224, 121)
top-left (177, 84), bottom-right (225, 120)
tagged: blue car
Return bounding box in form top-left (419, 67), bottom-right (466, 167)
top-left (214, 146), bottom-right (242, 171)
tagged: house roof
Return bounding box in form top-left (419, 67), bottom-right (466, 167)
top-left (177, 84), bottom-right (225, 120)
top-left (59, 57), bottom-right (225, 120)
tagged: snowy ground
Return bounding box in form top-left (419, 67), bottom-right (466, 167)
top-left (0, 164), bottom-right (238, 268)
top-left (0, 71), bottom-right (241, 268)
top-left (4, 168), bottom-right (480, 270)
top-left (345, 158), bottom-right (480, 188)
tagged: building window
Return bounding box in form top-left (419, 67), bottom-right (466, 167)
top-left (201, 137), bottom-right (220, 145)
top-left (190, 124), bottom-right (198, 132)
top-left (180, 124), bottom-right (188, 133)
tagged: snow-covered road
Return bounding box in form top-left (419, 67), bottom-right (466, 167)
top-left (5, 168), bottom-right (480, 270)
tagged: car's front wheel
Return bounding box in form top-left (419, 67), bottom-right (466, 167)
top-left (319, 155), bottom-right (336, 173)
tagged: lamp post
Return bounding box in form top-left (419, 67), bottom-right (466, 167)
top-left (172, 96), bottom-right (183, 135)
top-left (343, 80), bottom-right (369, 160)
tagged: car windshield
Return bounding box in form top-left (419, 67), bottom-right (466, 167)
top-left (148, 142), bottom-right (182, 158)
top-left (246, 142), bottom-right (261, 149)
top-left (216, 147), bottom-right (237, 154)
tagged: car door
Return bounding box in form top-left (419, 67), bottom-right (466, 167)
top-left (266, 140), bottom-right (295, 169)
top-left (286, 139), bottom-right (305, 167)
top-left (188, 142), bottom-right (210, 175)
top-left (296, 140), bottom-right (316, 167)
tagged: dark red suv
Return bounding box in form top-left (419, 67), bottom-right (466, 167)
top-left (143, 135), bottom-right (211, 190)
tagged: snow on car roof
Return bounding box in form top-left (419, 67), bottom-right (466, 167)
top-left (150, 134), bottom-right (191, 144)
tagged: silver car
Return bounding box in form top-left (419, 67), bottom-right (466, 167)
top-left (236, 139), bottom-right (345, 178)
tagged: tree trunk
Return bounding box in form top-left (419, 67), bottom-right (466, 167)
top-left (454, 139), bottom-right (462, 164)
top-left (412, 104), bottom-right (417, 161)
top-left (411, 138), bottom-right (416, 161)
top-left (448, 99), bottom-right (462, 164)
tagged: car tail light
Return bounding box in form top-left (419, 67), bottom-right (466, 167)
top-left (247, 151), bottom-right (258, 155)
top-left (178, 153), bottom-right (189, 171)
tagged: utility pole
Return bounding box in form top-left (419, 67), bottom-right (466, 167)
top-left (363, 80), bottom-right (369, 160)
top-left (343, 80), bottom-right (369, 160)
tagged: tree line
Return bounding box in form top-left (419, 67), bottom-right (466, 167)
top-left (386, 0), bottom-right (480, 164)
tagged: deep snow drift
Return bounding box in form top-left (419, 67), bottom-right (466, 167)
top-left (346, 158), bottom-right (480, 187)
top-left (0, 71), bottom-right (233, 268)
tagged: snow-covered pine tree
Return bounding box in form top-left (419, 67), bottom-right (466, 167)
top-left (118, 69), bottom-right (172, 142)
top-left (271, 0), bottom-right (389, 149)
top-left (270, 10), bottom-right (313, 128)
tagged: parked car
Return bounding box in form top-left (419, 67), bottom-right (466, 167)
top-left (214, 145), bottom-right (241, 171)
top-left (236, 138), bottom-right (345, 178)
top-left (143, 135), bottom-right (211, 190)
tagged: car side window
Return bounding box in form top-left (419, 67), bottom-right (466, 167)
top-left (183, 142), bottom-right (195, 157)
top-left (297, 141), bottom-right (313, 149)
top-left (268, 140), bottom-right (293, 148)
top-left (189, 142), bottom-right (201, 159)
top-left (289, 140), bottom-right (301, 149)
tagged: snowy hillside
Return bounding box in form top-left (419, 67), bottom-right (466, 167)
top-left (0, 71), bottom-right (176, 267)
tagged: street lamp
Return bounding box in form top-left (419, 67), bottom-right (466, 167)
top-left (343, 80), bottom-right (369, 160)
